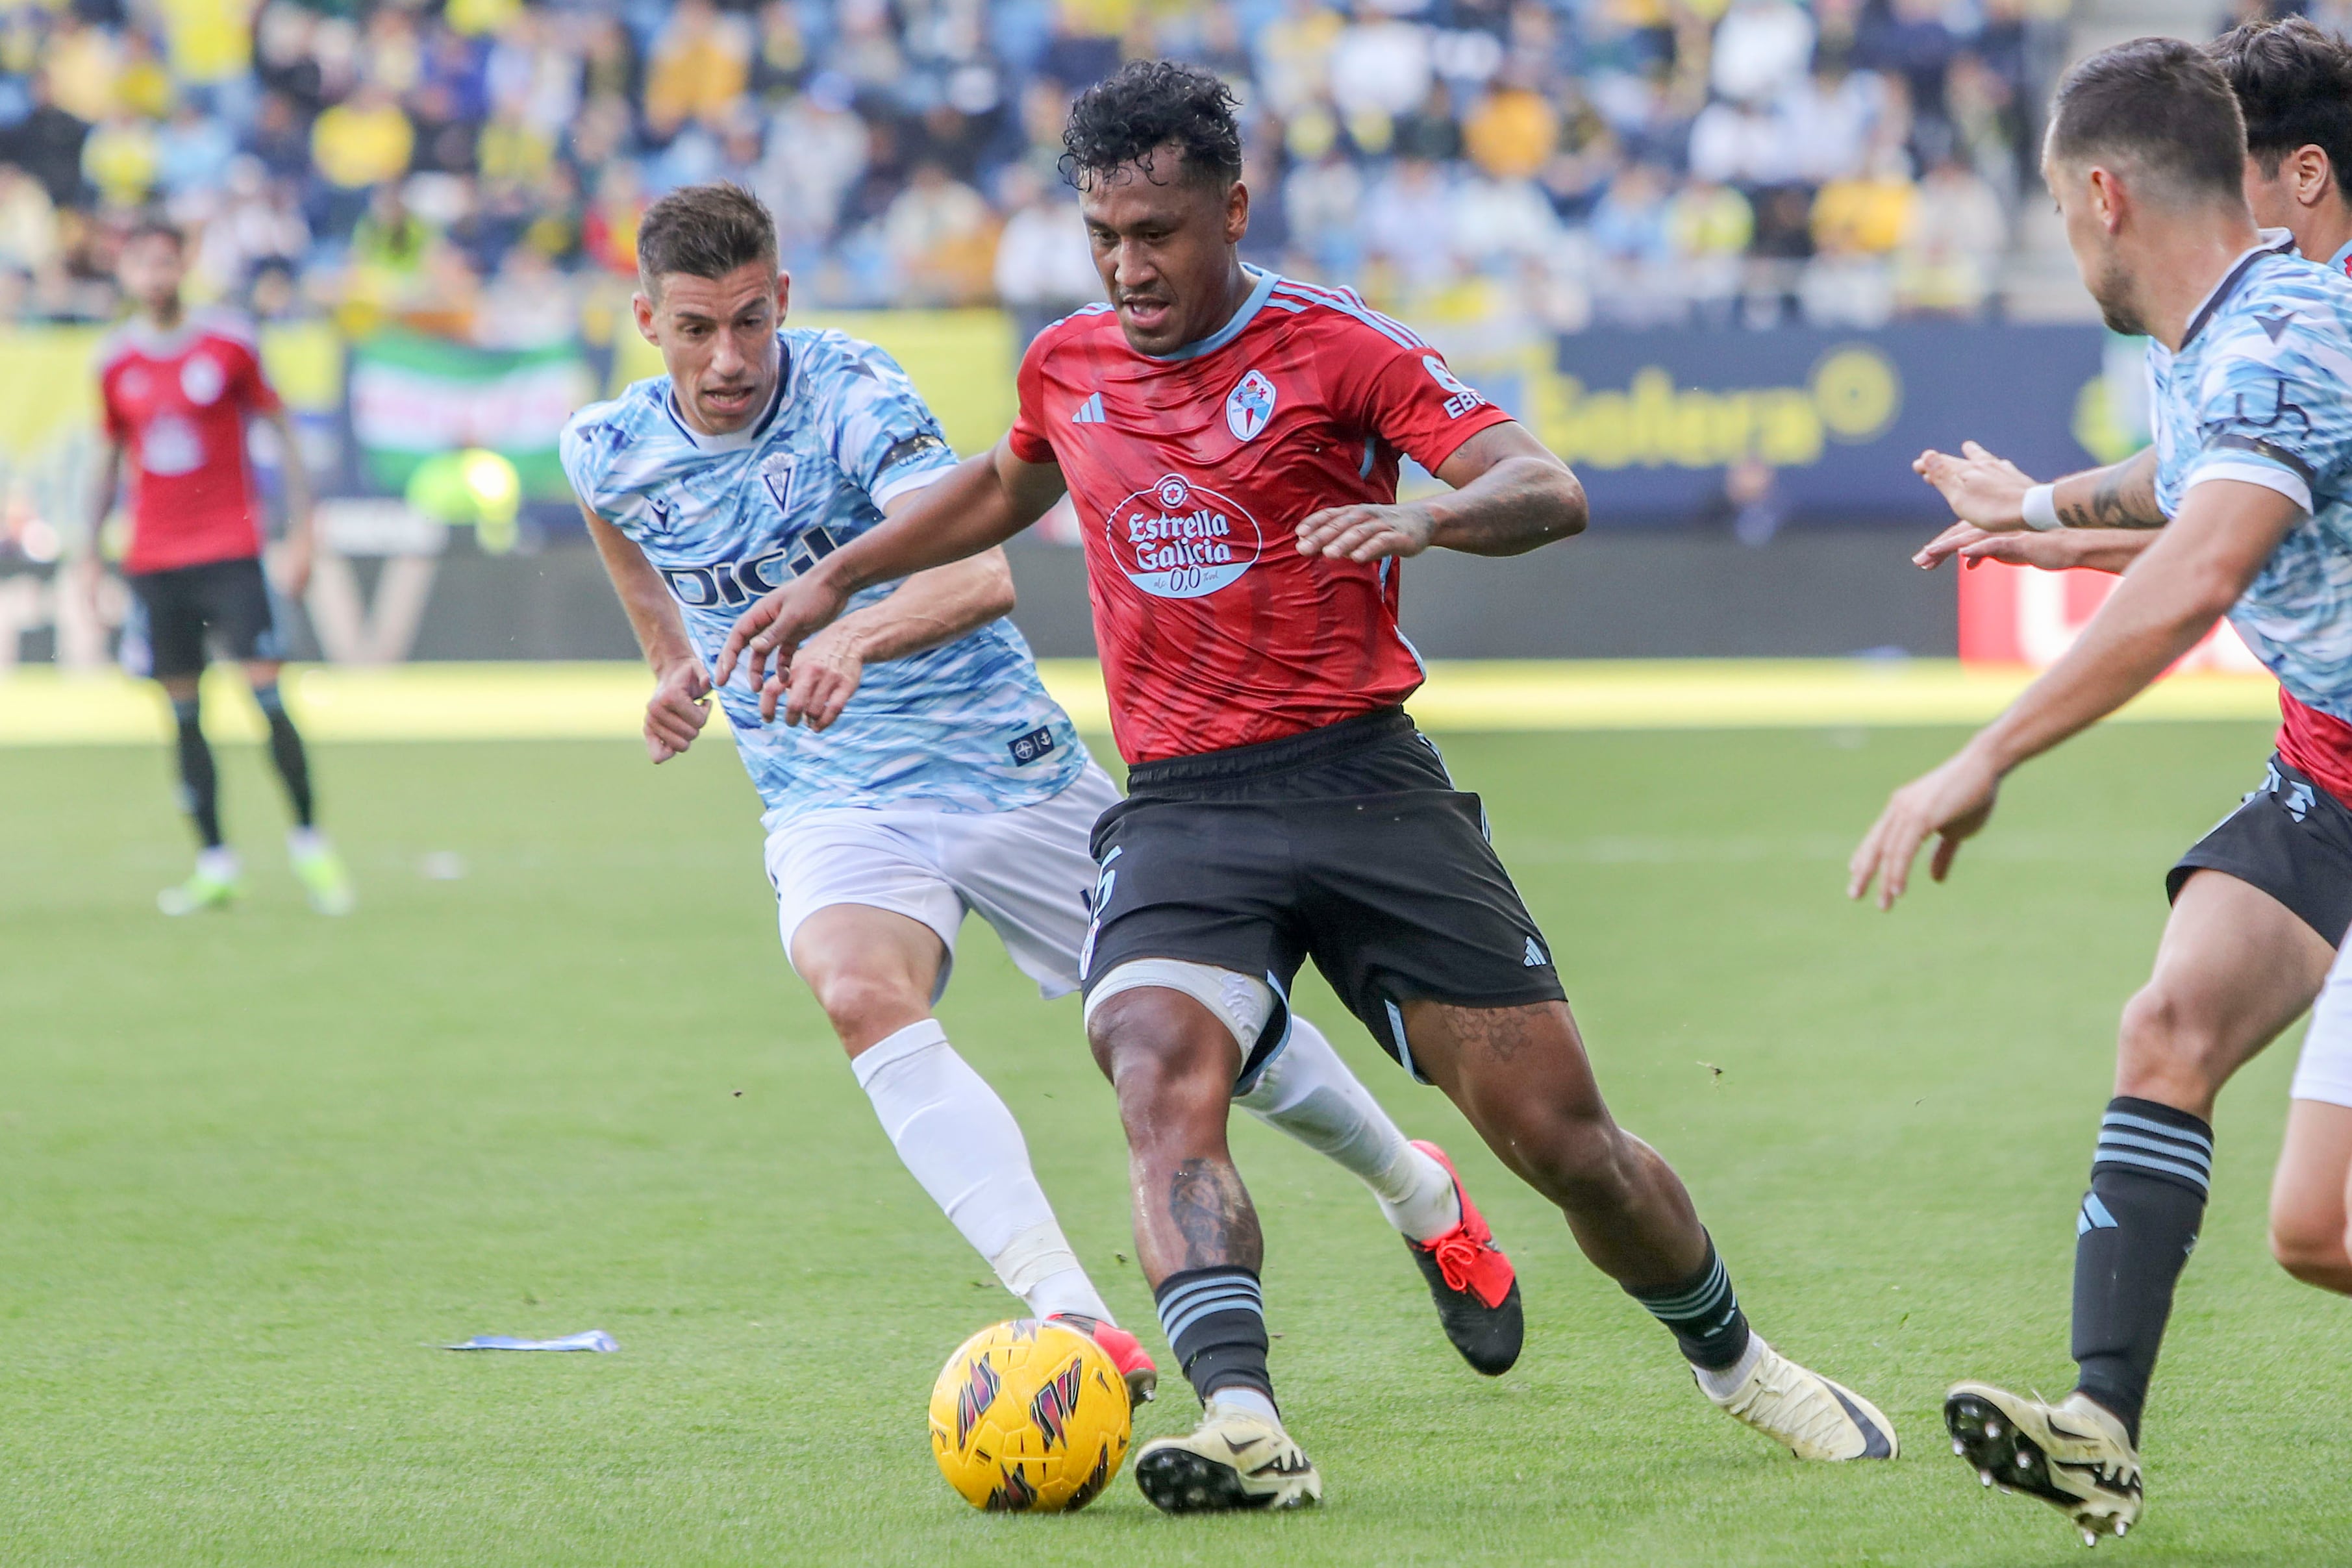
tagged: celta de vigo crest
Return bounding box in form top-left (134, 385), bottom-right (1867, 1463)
top-left (1225, 369), bottom-right (1277, 443)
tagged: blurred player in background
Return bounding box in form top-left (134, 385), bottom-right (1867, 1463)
top-left (1851, 38), bottom-right (2352, 1543)
top-left (562, 183), bottom-right (1517, 1408)
top-left (722, 64), bottom-right (1897, 1513)
top-left (80, 216), bottom-right (353, 917)
top-left (1911, 17), bottom-right (2352, 1330)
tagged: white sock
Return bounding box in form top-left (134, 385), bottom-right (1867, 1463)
top-left (1236, 1016), bottom-right (1462, 1241)
top-left (287, 826), bottom-right (328, 860)
top-left (1694, 1334), bottom-right (1766, 1402)
top-left (196, 845), bottom-right (240, 881)
top-left (850, 1019), bottom-right (1114, 1323)
top-left (1208, 1387), bottom-right (1281, 1424)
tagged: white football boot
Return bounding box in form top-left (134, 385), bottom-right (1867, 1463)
top-left (1705, 1338), bottom-right (1899, 1460)
top-left (1946, 1382), bottom-right (2142, 1545)
top-left (1132, 1398), bottom-right (1323, 1512)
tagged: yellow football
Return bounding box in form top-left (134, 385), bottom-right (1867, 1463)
top-left (927, 1319), bottom-right (1132, 1513)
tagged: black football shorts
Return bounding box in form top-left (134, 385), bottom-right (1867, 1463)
top-left (1081, 707), bottom-right (1566, 1085)
top-left (2168, 752), bottom-right (2352, 945)
top-left (123, 555), bottom-right (284, 680)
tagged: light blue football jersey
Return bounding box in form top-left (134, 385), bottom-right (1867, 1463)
top-left (2148, 232), bottom-right (2352, 721)
top-left (561, 328), bottom-right (1087, 827)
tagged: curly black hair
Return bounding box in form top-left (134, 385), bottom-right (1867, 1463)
top-left (1060, 60), bottom-right (1243, 192)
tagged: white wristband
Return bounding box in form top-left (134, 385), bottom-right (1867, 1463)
top-left (2021, 483), bottom-right (2062, 532)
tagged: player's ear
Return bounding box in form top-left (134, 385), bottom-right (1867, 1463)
top-left (773, 269), bottom-right (791, 321)
top-left (632, 289), bottom-right (658, 345)
top-left (2294, 145), bottom-right (2333, 209)
top-left (1225, 180), bottom-right (1249, 247)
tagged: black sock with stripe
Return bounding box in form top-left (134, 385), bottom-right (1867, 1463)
top-left (1625, 1234), bottom-right (1752, 1371)
top-left (1154, 1266), bottom-right (1273, 1406)
top-left (2071, 1096), bottom-right (2212, 1444)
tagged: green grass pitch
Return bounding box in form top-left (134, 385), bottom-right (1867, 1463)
top-left (3, 720), bottom-right (2347, 1565)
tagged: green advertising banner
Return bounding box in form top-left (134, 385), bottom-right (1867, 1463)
top-left (348, 331), bottom-right (596, 499)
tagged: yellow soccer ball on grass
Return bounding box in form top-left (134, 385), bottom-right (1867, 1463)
top-left (928, 1319), bottom-right (1131, 1513)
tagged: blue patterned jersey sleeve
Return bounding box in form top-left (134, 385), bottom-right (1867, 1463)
top-left (2179, 302), bottom-right (2352, 516)
top-left (816, 336), bottom-right (962, 508)
top-left (559, 401), bottom-right (627, 523)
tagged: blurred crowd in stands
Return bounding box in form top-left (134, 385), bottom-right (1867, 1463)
top-left (3, 0), bottom-right (2299, 342)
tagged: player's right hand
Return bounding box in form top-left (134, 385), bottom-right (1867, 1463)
top-left (1914, 441), bottom-right (2035, 532)
top-left (715, 575), bottom-right (851, 719)
top-left (645, 660), bottom-right (712, 763)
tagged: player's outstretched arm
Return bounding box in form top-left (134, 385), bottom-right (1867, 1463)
top-left (581, 504), bottom-right (710, 763)
top-left (1849, 478), bottom-right (2304, 910)
top-left (1294, 422), bottom-right (1586, 562)
top-left (718, 439), bottom-right (1065, 719)
top-left (1912, 443), bottom-right (2162, 558)
top-left (1917, 523), bottom-right (2156, 576)
top-left (781, 545), bottom-right (1017, 732)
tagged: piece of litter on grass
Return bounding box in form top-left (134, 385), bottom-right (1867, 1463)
top-left (446, 1330), bottom-right (618, 1352)
top-left (421, 851), bottom-right (468, 880)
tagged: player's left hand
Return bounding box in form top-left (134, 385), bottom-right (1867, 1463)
top-left (1847, 746), bottom-right (2001, 911)
top-left (1295, 502), bottom-right (1434, 562)
top-left (781, 628), bottom-right (864, 731)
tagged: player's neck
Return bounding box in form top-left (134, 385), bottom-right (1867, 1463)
top-left (140, 297), bottom-right (184, 333)
top-left (2294, 205), bottom-right (2352, 274)
top-left (2140, 214), bottom-right (2265, 351)
top-left (1177, 258), bottom-right (1255, 351)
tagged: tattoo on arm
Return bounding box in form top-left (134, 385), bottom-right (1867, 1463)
top-left (1167, 1157), bottom-right (1263, 1271)
top-left (2057, 450), bottom-right (2164, 530)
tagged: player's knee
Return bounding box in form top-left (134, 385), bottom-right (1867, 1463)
top-left (808, 968), bottom-right (929, 1051)
top-left (1086, 991), bottom-right (1233, 1133)
top-left (2268, 1215), bottom-right (2351, 1286)
top-left (2115, 981), bottom-right (2233, 1104)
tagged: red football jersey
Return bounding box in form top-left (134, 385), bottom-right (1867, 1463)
top-left (97, 312), bottom-right (280, 574)
top-left (1010, 270), bottom-right (1516, 762)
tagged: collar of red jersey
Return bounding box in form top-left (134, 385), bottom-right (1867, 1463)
top-left (1136, 264), bottom-right (1280, 363)
top-left (119, 314), bottom-right (208, 356)
top-left (2333, 237), bottom-right (2352, 277)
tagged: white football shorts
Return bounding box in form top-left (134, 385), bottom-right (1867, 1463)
top-left (2291, 930), bottom-right (2352, 1110)
top-left (764, 762), bottom-right (1120, 1003)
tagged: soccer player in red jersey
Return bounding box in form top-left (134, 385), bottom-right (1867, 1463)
top-left (81, 217), bottom-right (353, 915)
top-left (718, 63), bottom-right (1895, 1510)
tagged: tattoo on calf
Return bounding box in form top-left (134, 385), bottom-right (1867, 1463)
top-left (1168, 1157), bottom-right (1262, 1270)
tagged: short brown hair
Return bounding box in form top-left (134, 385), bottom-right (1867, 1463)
top-left (2047, 38), bottom-right (2247, 206)
top-left (635, 182), bottom-right (776, 292)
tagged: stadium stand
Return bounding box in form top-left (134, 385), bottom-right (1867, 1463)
top-left (0, 0), bottom-right (2133, 338)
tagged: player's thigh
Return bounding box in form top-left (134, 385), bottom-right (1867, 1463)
top-left (199, 556), bottom-right (286, 666)
top-left (1399, 999), bottom-right (1622, 1177)
top-left (1292, 778), bottom-right (1564, 1084)
top-left (1078, 793), bottom-right (1300, 1031)
top-left (127, 568), bottom-right (208, 684)
top-left (945, 764), bottom-right (1121, 999)
top-left (2120, 869), bottom-right (2334, 1109)
top-left (787, 902), bottom-right (949, 1052)
top-left (766, 814), bottom-right (962, 1020)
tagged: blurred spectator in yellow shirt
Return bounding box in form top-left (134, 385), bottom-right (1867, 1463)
top-left (1812, 158), bottom-right (1914, 255)
top-left (1464, 76), bottom-right (1557, 182)
top-left (884, 160), bottom-right (998, 306)
top-left (644, 0), bottom-right (751, 137)
top-left (81, 112), bottom-right (160, 207)
top-left (312, 84), bottom-right (414, 191)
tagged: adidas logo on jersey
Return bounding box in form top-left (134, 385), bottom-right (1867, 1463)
top-left (1522, 937), bottom-right (1547, 968)
top-left (1071, 392), bottom-right (1107, 425)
